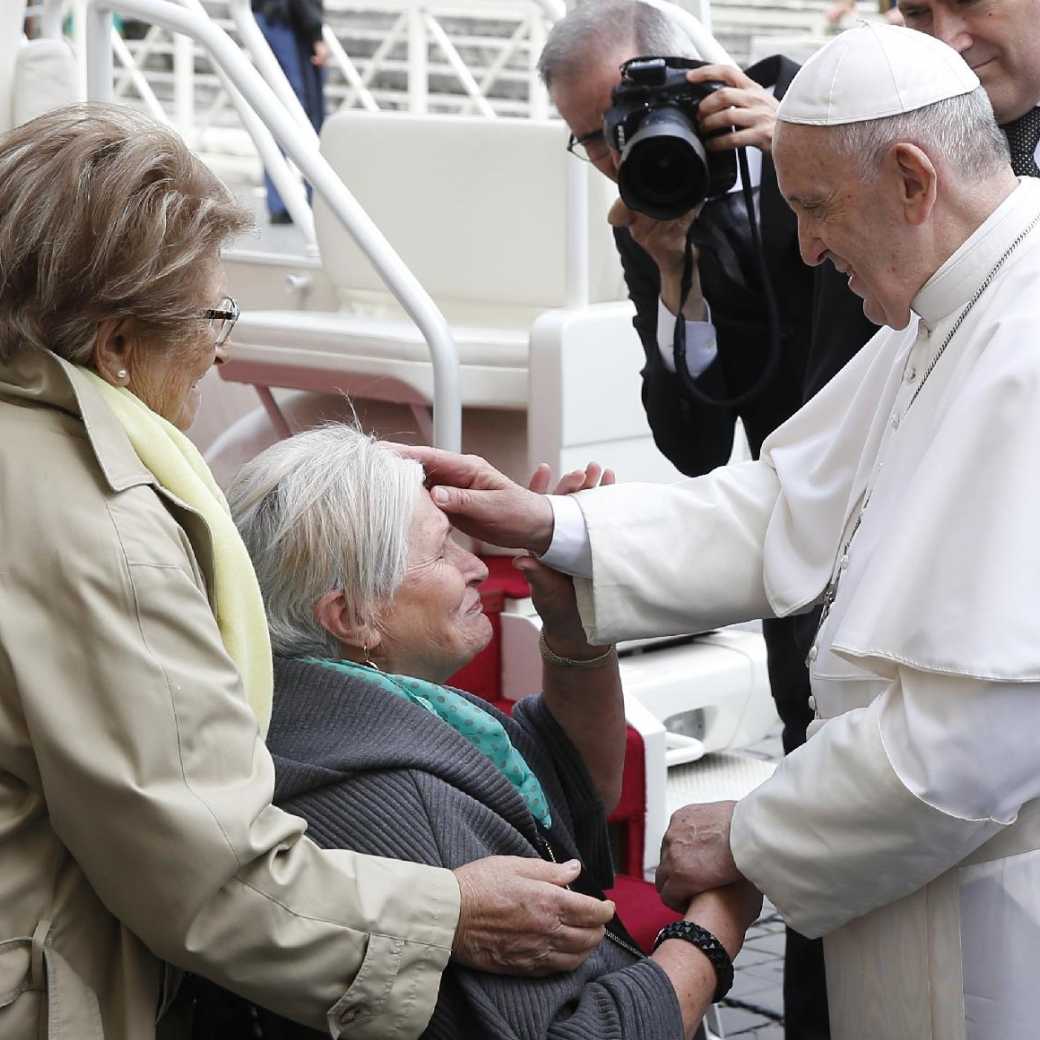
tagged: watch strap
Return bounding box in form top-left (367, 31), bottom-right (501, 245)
top-left (652, 919), bottom-right (734, 1002)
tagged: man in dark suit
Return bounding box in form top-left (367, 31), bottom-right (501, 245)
top-left (539, 4), bottom-right (877, 1038)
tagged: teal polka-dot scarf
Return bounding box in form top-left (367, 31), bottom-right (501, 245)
top-left (302, 656), bottom-right (552, 828)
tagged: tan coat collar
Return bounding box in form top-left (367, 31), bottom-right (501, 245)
top-left (0, 346), bottom-right (155, 493)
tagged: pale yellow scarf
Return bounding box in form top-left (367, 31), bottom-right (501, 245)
top-left (78, 369), bottom-right (273, 736)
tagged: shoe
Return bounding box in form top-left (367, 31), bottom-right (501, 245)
top-left (269, 211), bottom-right (293, 225)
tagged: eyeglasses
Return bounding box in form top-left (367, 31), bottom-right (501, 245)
top-left (201, 295), bottom-right (240, 347)
top-left (566, 128), bottom-right (611, 164)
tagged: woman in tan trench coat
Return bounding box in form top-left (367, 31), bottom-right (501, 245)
top-left (0, 104), bottom-right (614, 1040)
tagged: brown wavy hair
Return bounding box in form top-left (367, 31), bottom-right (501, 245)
top-left (0, 103), bottom-right (252, 363)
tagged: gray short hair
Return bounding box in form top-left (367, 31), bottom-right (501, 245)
top-left (228, 425), bottom-right (424, 659)
top-left (0, 102), bottom-right (251, 364)
top-left (538, 0), bottom-right (697, 89)
top-left (828, 86), bottom-right (1010, 181)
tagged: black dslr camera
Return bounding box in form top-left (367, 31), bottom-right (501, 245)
top-left (603, 56), bottom-right (738, 221)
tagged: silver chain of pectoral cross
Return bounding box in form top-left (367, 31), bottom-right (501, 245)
top-left (805, 212), bottom-right (1040, 670)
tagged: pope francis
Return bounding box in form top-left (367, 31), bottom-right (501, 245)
top-left (408, 23), bottom-right (1040, 1040)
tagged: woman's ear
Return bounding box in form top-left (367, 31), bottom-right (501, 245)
top-left (93, 318), bottom-right (133, 387)
top-left (314, 590), bottom-right (381, 659)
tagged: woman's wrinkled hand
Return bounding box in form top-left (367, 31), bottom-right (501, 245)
top-left (452, 856), bottom-right (615, 975)
top-left (526, 461), bottom-right (616, 498)
top-left (683, 880), bottom-right (764, 961)
top-left (516, 464), bottom-right (615, 660)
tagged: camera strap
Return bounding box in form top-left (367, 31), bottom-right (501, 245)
top-left (672, 145), bottom-right (783, 409)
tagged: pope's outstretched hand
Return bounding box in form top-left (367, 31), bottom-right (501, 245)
top-left (395, 446), bottom-right (557, 553)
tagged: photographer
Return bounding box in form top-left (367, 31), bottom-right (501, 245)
top-left (540, 4), bottom-right (876, 1039)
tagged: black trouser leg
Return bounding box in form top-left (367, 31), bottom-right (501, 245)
top-left (783, 928), bottom-right (830, 1040)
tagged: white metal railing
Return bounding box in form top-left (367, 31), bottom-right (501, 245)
top-left (38, 1), bottom-right (735, 167)
top-left (318, 2), bottom-right (556, 118)
top-left (46, 1), bottom-right (558, 152)
top-left (78, 0), bottom-right (462, 451)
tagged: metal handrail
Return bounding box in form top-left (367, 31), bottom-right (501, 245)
top-left (178, 0), bottom-right (318, 243)
top-left (83, 0), bottom-right (462, 450)
top-left (532, 0), bottom-right (565, 21)
top-left (39, 0), bottom-right (318, 242)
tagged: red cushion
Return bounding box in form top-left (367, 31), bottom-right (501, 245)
top-left (607, 727), bottom-right (646, 877)
top-left (606, 875), bottom-right (682, 954)
top-left (603, 877), bottom-right (682, 952)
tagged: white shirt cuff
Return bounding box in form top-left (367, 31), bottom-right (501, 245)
top-left (656, 297), bottom-right (718, 378)
top-left (538, 494), bottom-right (593, 578)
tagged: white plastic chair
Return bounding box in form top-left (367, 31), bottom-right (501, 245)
top-left (216, 110), bottom-right (685, 484)
top-left (3, 11), bottom-right (79, 134)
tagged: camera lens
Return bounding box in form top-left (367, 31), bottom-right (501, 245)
top-left (617, 108), bottom-right (710, 220)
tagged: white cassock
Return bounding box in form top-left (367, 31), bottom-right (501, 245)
top-left (545, 178), bottom-right (1040, 1040)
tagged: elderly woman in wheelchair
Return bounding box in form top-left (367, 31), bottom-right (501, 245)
top-left (188, 424), bottom-right (760, 1040)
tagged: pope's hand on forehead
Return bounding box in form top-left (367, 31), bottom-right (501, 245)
top-left (687, 64), bottom-right (780, 154)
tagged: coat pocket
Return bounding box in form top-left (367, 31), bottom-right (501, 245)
top-left (0, 921), bottom-right (105, 1040)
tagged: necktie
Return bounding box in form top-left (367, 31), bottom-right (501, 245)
top-left (1002, 108), bottom-right (1040, 177)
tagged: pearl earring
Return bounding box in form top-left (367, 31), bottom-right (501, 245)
top-left (116, 369), bottom-right (128, 381)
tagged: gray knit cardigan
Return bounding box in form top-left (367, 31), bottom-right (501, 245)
top-left (262, 655), bottom-right (683, 1040)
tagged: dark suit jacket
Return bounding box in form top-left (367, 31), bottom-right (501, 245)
top-left (618, 54), bottom-right (877, 476)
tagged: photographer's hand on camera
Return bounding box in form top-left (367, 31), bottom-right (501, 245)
top-left (686, 64), bottom-right (779, 153)
top-left (608, 197), bottom-right (707, 321)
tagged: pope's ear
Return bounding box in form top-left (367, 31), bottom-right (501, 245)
top-left (314, 590), bottom-right (381, 655)
top-left (891, 142), bottom-right (938, 225)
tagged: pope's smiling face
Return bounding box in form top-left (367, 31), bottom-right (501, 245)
top-left (775, 122), bottom-right (918, 330)
top-left (897, 0), bottom-right (1040, 124)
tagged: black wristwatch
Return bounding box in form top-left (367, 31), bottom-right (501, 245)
top-left (652, 920), bottom-right (734, 1002)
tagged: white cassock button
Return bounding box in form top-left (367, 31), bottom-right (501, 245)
top-left (840, 553), bottom-right (849, 570)
top-left (808, 695), bottom-right (817, 712)
top-left (905, 365), bottom-right (917, 382)
top-left (808, 646), bottom-right (818, 663)
top-left (891, 413), bottom-right (900, 430)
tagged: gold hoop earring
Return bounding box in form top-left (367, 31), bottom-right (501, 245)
top-left (362, 643), bottom-right (380, 671)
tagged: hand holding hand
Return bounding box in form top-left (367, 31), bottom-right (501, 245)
top-left (452, 856), bottom-right (615, 975)
top-left (687, 64), bottom-right (779, 154)
top-left (517, 464), bottom-right (616, 660)
top-left (391, 446), bottom-right (555, 554)
top-left (656, 801), bottom-right (742, 912)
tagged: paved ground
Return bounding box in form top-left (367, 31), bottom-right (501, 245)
top-left (712, 725), bottom-right (787, 1039)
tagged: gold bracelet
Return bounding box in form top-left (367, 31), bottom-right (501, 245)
top-left (538, 631), bottom-right (616, 669)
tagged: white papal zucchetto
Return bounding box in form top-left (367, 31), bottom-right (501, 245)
top-left (777, 23), bottom-right (980, 127)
